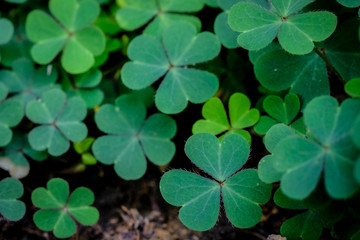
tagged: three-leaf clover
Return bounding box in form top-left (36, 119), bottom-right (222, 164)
top-left (192, 92), bottom-right (260, 143)
top-left (25, 0), bottom-right (105, 74)
top-left (254, 93), bottom-right (304, 135)
top-left (115, 0), bottom-right (203, 38)
top-left (0, 177), bottom-right (26, 221)
top-left (271, 96), bottom-right (360, 199)
top-left (0, 82), bottom-right (24, 147)
top-left (92, 95), bottom-right (177, 180)
top-left (0, 58), bottom-right (59, 107)
top-left (228, 0), bottom-right (337, 54)
top-left (121, 22), bottom-right (221, 114)
top-left (32, 178), bottom-right (99, 239)
top-left (26, 89), bottom-right (88, 156)
top-left (160, 133), bottom-right (272, 231)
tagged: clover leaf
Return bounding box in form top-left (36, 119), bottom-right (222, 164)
top-left (160, 133), bottom-right (272, 231)
top-left (0, 133), bottom-right (47, 179)
top-left (0, 83), bottom-right (24, 147)
top-left (26, 89), bottom-right (88, 156)
top-left (336, 0), bottom-right (360, 8)
top-left (0, 177), bottom-right (25, 221)
top-left (61, 68), bottom-right (104, 109)
top-left (192, 92), bottom-right (260, 143)
top-left (25, 0), bottom-right (105, 74)
top-left (32, 178), bottom-right (99, 239)
top-left (0, 18), bottom-right (14, 45)
top-left (92, 95), bottom-right (176, 180)
top-left (345, 78), bottom-right (360, 98)
top-left (115, 0), bottom-right (203, 38)
top-left (254, 93), bottom-right (304, 135)
top-left (272, 96), bottom-right (360, 199)
top-left (228, 0), bottom-right (337, 54)
top-left (0, 58), bottom-right (59, 107)
top-left (253, 44), bottom-right (329, 105)
top-left (121, 22), bottom-right (221, 114)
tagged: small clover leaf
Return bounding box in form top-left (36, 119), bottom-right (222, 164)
top-left (336, 0), bottom-right (360, 8)
top-left (0, 84), bottom-right (24, 147)
top-left (254, 93), bottom-right (304, 135)
top-left (0, 18), bottom-right (14, 45)
top-left (345, 78), bottom-right (360, 98)
top-left (160, 133), bottom-right (272, 231)
top-left (0, 177), bottom-right (25, 221)
top-left (32, 178), bottom-right (99, 239)
top-left (272, 96), bottom-right (360, 200)
top-left (115, 0), bottom-right (203, 38)
top-left (0, 58), bottom-right (59, 107)
top-left (0, 133), bottom-right (47, 179)
top-left (192, 92), bottom-right (260, 144)
top-left (26, 89), bottom-right (88, 156)
top-left (228, 0), bottom-right (337, 54)
top-left (121, 22), bottom-right (220, 114)
top-left (92, 95), bottom-right (176, 180)
top-left (25, 0), bottom-right (105, 74)
top-left (61, 68), bottom-right (104, 109)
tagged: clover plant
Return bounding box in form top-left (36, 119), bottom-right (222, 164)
top-left (160, 133), bottom-right (272, 231)
top-left (192, 92), bottom-right (259, 143)
top-left (25, 0), bottom-right (105, 74)
top-left (0, 177), bottom-right (25, 221)
top-left (32, 178), bottom-right (99, 239)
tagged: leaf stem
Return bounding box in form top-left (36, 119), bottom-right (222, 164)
top-left (313, 47), bottom-right (346, 85)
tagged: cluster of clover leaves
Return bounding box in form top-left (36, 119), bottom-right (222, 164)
top-left (0, 0), bottom-right (360, 239)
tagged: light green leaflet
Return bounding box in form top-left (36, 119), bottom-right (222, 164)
top-left (61, 68), bottom-right (104, 108)
top-left (26, 89), bottom-right (88, 156)
top-left (192, 92), bottom-right (260, 144)
top-left (0, 177), bottom-right (25, 221)
top-left (272, 96), bottom-right (360, 200)
top-left (25, 0), bottom-right (105, 74)
top-left (345, 78), bottom-right (360, 98)
top-left (32, 178), bottom-right (99, 239)
top-left (116, 0), bottom-right (203, 38)
top-left (0, 58), bottom-right (59, 107)
top-left (121, 22), bottom-right (221, 114)
top-left (160, 133), bottom-right (272, 231)
top-left (0, 133), bottom-right (47, 179)
top-left (0, 82), bottom-right (24, 147)
top-left (92, 95), bottom-right (177, 180)
top-left (0, 18), bottom-right (14, 45)
top-left (228, 0), bottom-right (337, 54)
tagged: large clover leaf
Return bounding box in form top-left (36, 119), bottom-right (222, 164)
top-left (115, 0), bottom-right (203, 38)
top-left (0, 18), bottom-right (14, 45)
top-left (0, 133), bottom-right (47, 179)
top-left (26, 89), bottom-right (88, 156)
top-left (0, 177), bottom-right (25, 221)
top-left (0, 83), bottom-right (24, 147)
top-left (121, 22), bottom-right (221, 114)
top-left (192, 92), bottom-right (259, 143)
top-left (228, 0), bottom-right (337, 54)
top-left (160, 133), bottom-right (272, 231)
top-left (92, 95), bottom-right (177, 180)
top-left (32, 178), bottom-right (99, 239)
top-left (25, 0), bottom-right (105, 74)
top-left (0, 58), bottom-right (59, 107)
top-left (272, 96), bottom-right (360, 200)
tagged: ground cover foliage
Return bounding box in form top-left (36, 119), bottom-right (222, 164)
top-left (0, 0), bottom-right (360, 239)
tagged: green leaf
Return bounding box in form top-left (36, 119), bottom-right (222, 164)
top-left (0, 99), bottom-right (24, 147)
top-left (336, 0), bottom-right (360, 7)
top-left (122, 22), bottom-right (220, 114)
top-left (160, 133), bottom-right (271, 231)
top-left (229, 93), bottom-right (260, 129)
top-left (115, 0), bottom-right (203, 38)
top-left (355, 157), bottom-right (360, 184)
top-left (0, 177), bottom-right (25, 221)
top-left (32, 178), bottom-right (99, 238)
top-left (263, 94), bottom-right (300, 124)
top-left (214, 12), bottom-right (239, 49)
top-left (253, 116), bottom-right (279, 135)
top-left (0, 58), bottom-right (59, 107)
top-left (353, 116), bottom-right (360, 149)
top-left (0, 18), bottom-right (14, 45)
top-left (73, 137), bottom-right (95, 154)
top-left (254, 46), bottom-right (329, 105)
top-left (26, 89), bottom-right (88, 156)
top-left (345, 78), bottom-right (360, 98)
top-left (92, 95), bottom-right (176, 180)
top-left (228, 2), bottom-right (337, 54)
top-left (258, 155), bottom-right (283, 183)
top-left (26, 0), bottom-right (105, 74)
